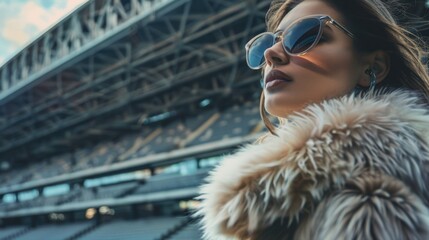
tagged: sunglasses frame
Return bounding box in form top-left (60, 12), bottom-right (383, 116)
top-left (245, 15), bottom-right (354, 70)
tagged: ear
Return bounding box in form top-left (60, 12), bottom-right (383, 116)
top-left (357, 50), bottom-right (390, 87)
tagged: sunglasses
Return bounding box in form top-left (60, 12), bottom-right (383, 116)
top-left (245, 15), bottom-right (354, 70)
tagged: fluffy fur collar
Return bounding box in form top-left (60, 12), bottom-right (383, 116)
top-left (196, 90), bottom-right (429, 240)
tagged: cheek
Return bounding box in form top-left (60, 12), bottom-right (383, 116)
top-left (299, 45), bottom-right (361, 93)
top-left (313, 47), bottom-right (356, 75)
top-left (262, 43), bottom-right (361, 118)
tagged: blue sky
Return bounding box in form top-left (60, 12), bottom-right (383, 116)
top-left (0, 0), bottom-right (88, 65)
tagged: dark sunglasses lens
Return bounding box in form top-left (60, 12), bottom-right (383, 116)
top-left (283, 18), bottom-right (321, 54)
top-left (247, 34), bottom-right (274, 68)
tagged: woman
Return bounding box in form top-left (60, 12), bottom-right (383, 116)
top-left (197, 0), bottom-right (429, 239)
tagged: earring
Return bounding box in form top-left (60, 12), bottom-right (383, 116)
top-left (365, 69), bottom-right (377, 90)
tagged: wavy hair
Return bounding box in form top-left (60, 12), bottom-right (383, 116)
top-left (260, 0), bottom-right (429, 135)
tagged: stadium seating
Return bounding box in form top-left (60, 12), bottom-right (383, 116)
top-left (0, 101), bottom-right (261, 190)
top-left (78, 217), bottom-right (185, 240)
top-left (0, 169), bottom-right (31, 186)
top-left (132, 170), bottom-right (209, 196)
top-left (0, 226), bottom-right (28, 239)
top-left (94, 181), bottom-right (139, 199)
top-left (13, 222), bottom-right (93, 240)
top-left (69, 181), bottom-right (139, 203)
top-left (0, 101), bottom-right (261, 240)
top-left (170, 221), bottom-right (203, 240)
top-left (187, 101), bottom-right (261, 146)
top-left (134, 109), bottom-right (218, 157)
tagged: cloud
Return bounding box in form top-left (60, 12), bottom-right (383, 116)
top-left (0, 0), bottom-right (88, 65)
top-left (36, 0), bottom-right (57, 9)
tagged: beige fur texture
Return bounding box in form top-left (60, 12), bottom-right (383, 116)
top-left (196, 90), bottom-right (429, 240)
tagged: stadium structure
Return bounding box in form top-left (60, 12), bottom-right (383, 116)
top-left (0, 0), bottom-right (427, 239)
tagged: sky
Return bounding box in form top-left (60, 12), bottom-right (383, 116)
top-left (0, 0), bottom-right (89, 65)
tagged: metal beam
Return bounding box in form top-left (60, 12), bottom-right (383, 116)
top-left (0, 0), bottom-right (271, 158)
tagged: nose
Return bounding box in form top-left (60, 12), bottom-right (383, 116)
top-left (264, 41), bottom-right (290, 67)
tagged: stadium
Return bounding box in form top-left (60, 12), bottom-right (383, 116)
top-left (0, 0), bottom-right (427, 239)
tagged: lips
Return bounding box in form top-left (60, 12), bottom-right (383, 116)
top-left (265, 70), bottom-right (293, 87)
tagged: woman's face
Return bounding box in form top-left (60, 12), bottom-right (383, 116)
top-left (263, 0), bottom-right (365, 118)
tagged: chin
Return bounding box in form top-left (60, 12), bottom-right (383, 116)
top-left (264, 94), bottom-right (312, 118)
top-left (265, 104), bottom-right (302, 118)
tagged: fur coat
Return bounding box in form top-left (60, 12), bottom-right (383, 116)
top-left (196, 90), bottom-right (429, 240)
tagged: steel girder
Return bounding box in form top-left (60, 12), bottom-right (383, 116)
top-left (1, 0), bottom-right (426, 162)
top-left (0, 0), bottom-right (270, 161)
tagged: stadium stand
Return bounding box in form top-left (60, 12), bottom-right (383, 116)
top-left (0, 100), bottom-right (261, 222)
top-left (78, 217), bottom-right (185, 240)
top-left (188, 101), bottom-right (261, 146)
top-left (13, 222), bottom-right (94, 240)
top-left (0, 0), bottom-right (426, 239)
top-left (170, 221), bottom-right (204, 240)
top-left (0, 101), bottom-right (261, 190)
top-left (0, 226), bottom-right (28, 240)
top-left (131, 170), bottom-right (209, 196)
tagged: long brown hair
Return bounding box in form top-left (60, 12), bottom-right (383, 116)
top-left (260, 0), bottom-right (429, 135)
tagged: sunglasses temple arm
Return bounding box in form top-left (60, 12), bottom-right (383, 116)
top-left (330, 20), bottom-right (354, 38)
